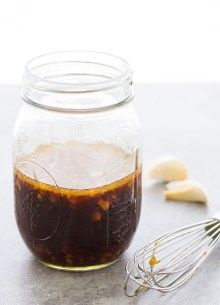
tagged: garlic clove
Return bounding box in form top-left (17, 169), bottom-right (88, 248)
top-left (148, 156), bottom-right (188, 182)
top-left (164, 180), bottom-right (208, 204)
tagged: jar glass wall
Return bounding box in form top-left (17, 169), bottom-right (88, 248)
top-left (13, 51), bottom-right (142, 271)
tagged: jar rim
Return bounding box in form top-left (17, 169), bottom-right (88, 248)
top-left (22, 51), bottom-right (133, 112)
top-left (24, 50), bottom-right (132, 93)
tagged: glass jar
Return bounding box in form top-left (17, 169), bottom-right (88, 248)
top-left (13, 51), bottom-right (142, 271)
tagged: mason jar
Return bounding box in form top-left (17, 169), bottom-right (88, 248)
top-left (13, 51), bottom-right (142, 271)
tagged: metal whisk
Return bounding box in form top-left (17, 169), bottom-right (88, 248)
top-left (124, 212), bottom-right (220, 296)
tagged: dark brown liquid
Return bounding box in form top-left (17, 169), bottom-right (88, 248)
top-left (14, 142), bottom-right (142, 269)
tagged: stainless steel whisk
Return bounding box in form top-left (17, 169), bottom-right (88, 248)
top-left (124, 212), bottom-right (220, 296)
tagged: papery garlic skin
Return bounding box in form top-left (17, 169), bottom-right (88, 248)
top-left (164, 180), bottom-right (208, 204)
top-left (148, 156), bottom-right (188, 182)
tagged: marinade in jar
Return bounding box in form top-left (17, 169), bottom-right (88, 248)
top-left (14, 142), bottom-right (142, 270)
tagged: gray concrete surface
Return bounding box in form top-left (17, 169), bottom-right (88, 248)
top-left (0, 84), bottom-right (220, 305)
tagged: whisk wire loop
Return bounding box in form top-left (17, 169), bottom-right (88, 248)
top-left (124, 217), bottom-right (220, 296)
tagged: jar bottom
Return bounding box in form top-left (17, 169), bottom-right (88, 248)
top-left (37, 258), bottom-right (119, 272)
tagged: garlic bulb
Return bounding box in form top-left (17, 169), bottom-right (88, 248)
top-left (164, 180), bottom-right (208, 204)
top-left (148, 156), bottom-right (188, 182)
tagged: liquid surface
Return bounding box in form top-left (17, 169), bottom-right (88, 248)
top-left (14, 142), bottom-right (142, 269)
top-left (17, 141), bottom-right (136, 189)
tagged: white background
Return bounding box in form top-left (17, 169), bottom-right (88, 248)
top-left (1, 0), bottom-right (220, 84)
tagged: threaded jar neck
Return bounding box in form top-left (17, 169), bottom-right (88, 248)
top-left (22, 51), bottom-right (133, 112)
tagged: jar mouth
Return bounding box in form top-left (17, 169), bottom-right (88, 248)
top-left (23, 51), bottom-right (133, 112)
top-left (24, 51), bottom-right (132, 93)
